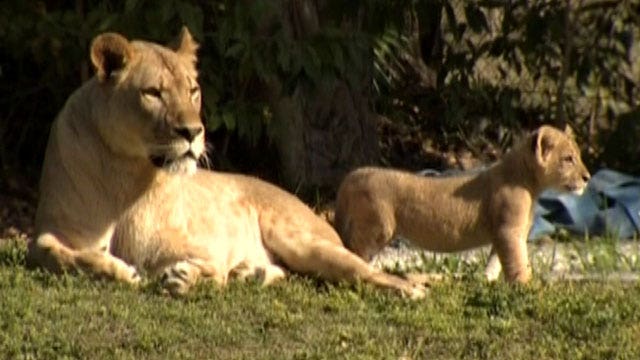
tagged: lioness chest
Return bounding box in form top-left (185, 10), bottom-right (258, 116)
top-left (111, 171), bottom-right (265, 273)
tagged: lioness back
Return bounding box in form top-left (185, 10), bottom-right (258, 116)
top-left (335, 125), bottom-right (590, 283)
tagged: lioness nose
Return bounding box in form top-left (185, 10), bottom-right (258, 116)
top-left (582, 172), bottom-right (591, 183)
top-left (175, 125), bottom-right (203, 142)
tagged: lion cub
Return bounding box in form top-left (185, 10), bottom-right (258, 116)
top-left (335, 125), bottom-right (590, 283)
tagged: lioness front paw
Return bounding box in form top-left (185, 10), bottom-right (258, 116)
top-left (127, 267), bottom-right (142, 285)
top-left (116, 264), bottom-right (142, 285)
top-left (160, 261), bottom-right (199, 296)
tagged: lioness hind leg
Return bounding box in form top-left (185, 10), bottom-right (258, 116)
top-left (230, 261), bottom-right (287, 286)
top-left (74, 250), bottom-right (141, 284)
top-left (271, 237), bottom-right (426, 299)
top-left (27, 233), bottom-right (141, 284)
top-left (335, 248), bottom-right (427, 299)
top-left (260, 264), bottom-right (287, 285)
top-left (26, 233), bottom-right (76, 272)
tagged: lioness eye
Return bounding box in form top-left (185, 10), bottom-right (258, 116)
top-left (189, 86), bottom-right (201, 104)
top-left (141, 87), bottom-right (162, 99)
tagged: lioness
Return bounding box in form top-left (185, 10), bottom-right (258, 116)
top-left (28, 28), bottom-right (424, 298)
top-left (334, 125), bottom-right (590, 283)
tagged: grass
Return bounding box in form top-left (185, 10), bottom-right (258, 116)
top-left (1, 238), bottom-right (639, 359)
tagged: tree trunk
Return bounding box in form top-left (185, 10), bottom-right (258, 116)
top-left (269, 0), bottom-right (379, 194)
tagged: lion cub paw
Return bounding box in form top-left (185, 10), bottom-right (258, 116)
top-left (404, 272), bottom-right (445, 286)
top-left (405, 284), bottom-right (428, 300)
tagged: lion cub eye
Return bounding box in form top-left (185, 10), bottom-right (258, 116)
top-left (141, 87), bottom-right (162, 99)
top-left (562, 155), bottom-right (575, 164)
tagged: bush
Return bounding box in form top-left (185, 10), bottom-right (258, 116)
top-left (0, 0), bottom-right (638, 193)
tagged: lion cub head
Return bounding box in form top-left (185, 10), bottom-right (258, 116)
top-left (89, 27), bottom-right (204, 174)
top-left (531, 125), bottom-right (590, 195)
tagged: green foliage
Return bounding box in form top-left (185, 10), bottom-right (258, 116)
top-left (0, 238), bottom-right (25, 267)
top-left (0, 0), bottom-right (376, 177)
top-left (198, 1), bottom-right (372, 147)
top-left (373, 0), bottom-right (639, 165)
top-left (1, 0), bottom-right (638, 182)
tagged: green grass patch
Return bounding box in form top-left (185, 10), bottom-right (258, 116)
top-left (1, 239), bottom-right (639, 359)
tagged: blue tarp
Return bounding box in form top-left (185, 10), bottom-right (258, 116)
top-left (531, 169), bottom-right (640, 240)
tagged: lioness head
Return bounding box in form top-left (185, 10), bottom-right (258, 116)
top-left (89, 27), bottom-right (204, 174)
top-left (531, 125), bottom-right (590, 195)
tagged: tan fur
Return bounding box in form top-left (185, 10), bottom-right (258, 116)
top-left (335, 125), bottom-right (591, 283)
top-left (28, 29), bottom-right (424, 298)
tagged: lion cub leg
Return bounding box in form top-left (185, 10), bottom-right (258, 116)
top-left (492, 228), bottom-right (531, 283)
top-left (27, 233), bottom-right (141, 284)
top-left (404, 272), bottom-right (446, 286)
top-left (484, 248), bottom-right (502, 282)
top-left (340, 202), bottom-right (396, 262)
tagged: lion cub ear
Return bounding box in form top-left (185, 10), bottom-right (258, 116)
top-left (532, 126), bottom-right (555, 165)
top-left (563, 124), bottom-right (576, 138)
top-left (172, 26), bottom-right (199, 63)
top-left (90, 32), bottom-right (134, 82)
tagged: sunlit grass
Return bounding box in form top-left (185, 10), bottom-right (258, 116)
top-left (1, 237), bottom-right (639, 359)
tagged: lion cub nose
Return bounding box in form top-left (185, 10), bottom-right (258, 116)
top-left (175, 125), bottom-right (204, 142)
top-left (582, 172), bottom-right (591, 183)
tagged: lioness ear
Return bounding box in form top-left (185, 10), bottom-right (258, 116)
top-left (533, 127), bottom-right (555, 165)
top-left (90, 33), bottom-right (134, 82)
top-left (563, 124), bottom-right (575, 138)
top-left (172, 26), bottom-right (199, 63)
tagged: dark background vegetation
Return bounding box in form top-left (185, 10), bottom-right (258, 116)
top-left (1, 0), bottom-right (639, 205)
